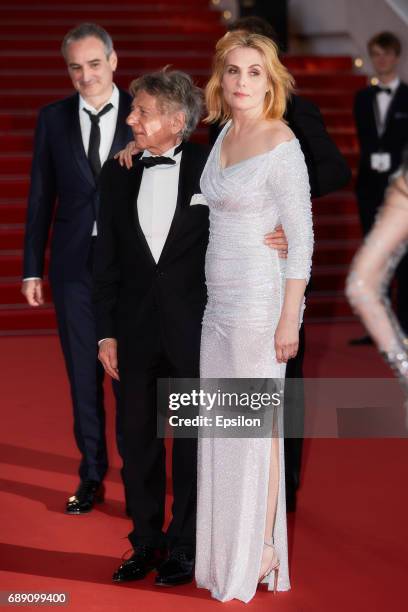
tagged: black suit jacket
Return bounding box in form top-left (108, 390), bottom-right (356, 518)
top-left (93, 142), bottom-right (209, 367)
top-left (354, 81), bottom-right (408, 200)
top-left (23, 89), bottom-right (133, 282)
top-left (209, 94), bottom-right (351, 198)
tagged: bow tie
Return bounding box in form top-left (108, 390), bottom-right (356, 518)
top-left (373, 85), bottom-right (392, 95)
top-left (140, 142), bottom-right (184, 168)
top-left (141, 155), bottom-right (176, 168)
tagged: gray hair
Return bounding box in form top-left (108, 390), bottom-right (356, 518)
top-left (61, 23), bottom-right (114, 60)
top-left (129, 68), bottom-right (204, 140)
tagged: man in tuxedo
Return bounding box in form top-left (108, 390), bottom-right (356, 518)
top-left (22, 23), bottom-right (133, 514)
top-left (94, 68), bottom-right (208, 586)
top-left (352, 31), bottom-right (408, 344)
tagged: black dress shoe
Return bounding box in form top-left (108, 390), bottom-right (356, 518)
top-left (349, 335), bottom-right (373, 346)
top-left (154, 548), bottom-right (195, 587)
top-left (113, 546), bottom-right (167, 582)
top-left (65, 480), bottom-right (104, 514)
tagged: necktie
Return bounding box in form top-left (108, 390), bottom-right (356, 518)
top-left (140, 142), bottom-right (184, 168)
top-left (373, 85), bottom-right (392, 95)
top-left (83, 103), bottom-right (113, 177)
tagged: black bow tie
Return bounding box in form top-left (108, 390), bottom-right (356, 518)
top-left (373, 85), bottom-right (392, 95)
top-left (140, 142), bottom-right (184, 168)
top-left (141, 155), bottom-right (176, 168)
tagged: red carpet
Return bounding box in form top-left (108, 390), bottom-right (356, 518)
top-left (1, 322), bottom-right (407, 611)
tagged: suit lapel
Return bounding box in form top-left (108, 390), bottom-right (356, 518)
top-left (158, 145), bottom-right (194, 263)
top-left (68, 94), bottom-right (96, 189)
top-left (383, 83), bottom-right (402, 135)
top-left (130, 158), bottom-right (157, 267)
top-left (108, 90), bottom-right (132, 158)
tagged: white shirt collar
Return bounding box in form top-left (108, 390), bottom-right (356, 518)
top-left (79, 83), bottom-right (119, 114)
top-left (378, 76), bottom-right (400, 93)
top-left (141, 142), bottom-right (183, 160)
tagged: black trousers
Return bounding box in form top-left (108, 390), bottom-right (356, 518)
top-left (119, 331), bottom-right (199, 552)
top-left (284, 324), bottom-right (305, 494)
top-left (51, 242), bottom-right (124, 483)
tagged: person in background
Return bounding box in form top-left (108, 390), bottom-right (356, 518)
top-left (22, 23), bottom-right (133, 515)
top-left (346, 151), bottom-right (408, 391)
top-left (351, 31), bottom-right (408, 346)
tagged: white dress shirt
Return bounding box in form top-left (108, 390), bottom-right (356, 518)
top-left (98, 143), bottom-right (183, 345)
top-left (137, 145), bottom-right (182, 263)
top-left (24, 85), bottom-right (120, 281)
top-left (375, 76), bottom-right (400, 131)
top-left (80, 84), bottom-right (119, 236)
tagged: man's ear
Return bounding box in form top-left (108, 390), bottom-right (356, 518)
top-left (109, 50), bottom-right (118, 72)
top-left (171, 110), bottom-right (186, 135)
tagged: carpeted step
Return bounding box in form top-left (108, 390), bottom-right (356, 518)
top-left (313, 193), bottom-right (358, 216)
top-left (294, 73), bottom-right (366, 90)
top-left (0, 200), bottom-right (27, 224)
top-left (0, 132), bottom-right (34, 152)
top-left (302, 90), bottom-right (356, 109)
top-left (315, 214), bottom-right (362, 241)
top-left (0, 177), bottom-right (29, 198)
top-left (0, 7), bottom-right (223, 21)
top-left (0, 35), bottom-right (219, 52)
top-left (0, 22), bottom-right (226, 39)
top-left (0, 226), bottom-right (25, 250)
top-left (305, 292), bottom-right (354, 320)
top-left (323, 110), bottom-right (355, 129)
top-left (0, 154), bottom-right (32, 174)
top-left (0, 111), bottom-right (37, 131)
top-left (0, 303), bottom-right (56, 331)
top-left (0, 251), bottom-right (49, 277)
top-left (314, 239), bottom-right (359, 266)
top-left (311, 265), bottom-right (350, 292)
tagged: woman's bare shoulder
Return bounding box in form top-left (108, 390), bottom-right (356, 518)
top-left (261, 120), bottom-right (296, 149)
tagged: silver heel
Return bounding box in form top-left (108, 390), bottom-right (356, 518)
top-left (258, 538), bottom-right (280, 592)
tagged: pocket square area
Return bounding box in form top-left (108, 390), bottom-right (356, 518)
top-left (190, 194), bottom-right (208, 206)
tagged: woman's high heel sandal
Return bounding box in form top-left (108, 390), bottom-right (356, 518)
top-left (258, 538), bottom-right (280, 594)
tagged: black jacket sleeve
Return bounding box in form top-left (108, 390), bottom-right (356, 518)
top-left (93, 160), bottom-right (121, 341)
top-left (287, 95), bottom-right (352, 198)
top-left (23, 107), bottom-right (57, 278)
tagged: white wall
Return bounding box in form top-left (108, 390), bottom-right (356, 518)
top-left (289, 0), bottom-right (408, 81)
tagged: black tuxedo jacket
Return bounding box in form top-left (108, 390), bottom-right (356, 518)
top-left (354, 81), bottom-right (408, 199)
top-left (23, 89), bottom-right (133, 282)
top-left (93, 142), bottom-right (209, 366)
top-left (209, 94), bottom-right (351, 198)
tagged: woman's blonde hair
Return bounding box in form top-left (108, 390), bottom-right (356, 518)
top-left (205, 31), bottom-right (294, 124)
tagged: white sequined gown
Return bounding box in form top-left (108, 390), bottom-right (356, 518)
top-left (195, 121), bottom-right (313, 603)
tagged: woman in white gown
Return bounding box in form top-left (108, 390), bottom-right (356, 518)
top-left (195, 31), bottom-right (314, 603)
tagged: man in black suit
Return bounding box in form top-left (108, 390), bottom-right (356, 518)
top-left (22, 23), bottom-right (133, 514)
top-left (94, 68), bottom-right (208, 586)
top-left (352, 31), bottom-right (408, 344)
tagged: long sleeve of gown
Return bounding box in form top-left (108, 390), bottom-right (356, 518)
top-left (269, 141), bottom-right (314, 283)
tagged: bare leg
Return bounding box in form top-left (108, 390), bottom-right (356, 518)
top-left (258, 433), bottom-right (280, 581)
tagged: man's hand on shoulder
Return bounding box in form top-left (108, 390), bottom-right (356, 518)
top-left (98, 338), bottom-right (120, 380)
top-left (114, 141), bottom-right (140, 170)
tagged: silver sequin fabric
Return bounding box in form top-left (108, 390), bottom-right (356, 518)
top-left (195, 121), bottom-right (314, 603)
